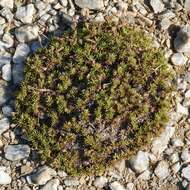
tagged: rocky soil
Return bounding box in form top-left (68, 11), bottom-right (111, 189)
top-left (1, 0), bottom-right (190, 189)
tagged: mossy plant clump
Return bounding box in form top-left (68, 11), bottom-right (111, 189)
top-left (14, 22), bottom-right (173, 175)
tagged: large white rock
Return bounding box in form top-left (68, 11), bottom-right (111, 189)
top-left (27, 166), bottom-right (56, 185)
top-left (15, 25), bottom-right (39, 43)
top-left (0, 0), bottom-right (13, 9)
top-left (0, 117), bottom-right (9, 135)
top-left (130, 151), bottom-right (149, 173)
top-left (0, 166), bottom-right (11, 185)
top-left (174, 25), bottom-right (190, 53)
top-left (4, 144), bottom-right (30, 161)
top-left (74, 0), bottom-right (104, 10)
top-left (151, 125), bottom-right (175, 156)
top-left (16, 4), bottom-right (35, 24)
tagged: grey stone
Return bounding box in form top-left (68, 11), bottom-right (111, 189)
top-left (150, 0), bottom-right (165, 13)
top-left (138, 170), bottom-right (151, 180)
top-left (169, 152), bottom-right (179, 163)
top-left (38, 7), bottom-right (52, 18)
top-left (94, 12), bottom-right (105, 22)
top-left (0, 118), bottom-right (9, 135)
top-left (154, 161), bottom-right (170, 179)
top-left (0, 0), bottom-right (13, 9)
top-left (16, 4), bottom-right (35, 24)
top-left (109, 181), bottom-right (126, 190)
top-left (26, 166), bottom-right (56, 185)
top-left (181, 148), bottom-right (190, 163)
top-left (159, 18), bottom-right (171, 30)
top-left (0, 24), bottom-right (5, 36)
top-left (64, 178), bottom-right (79, 186)
top-left (171, 138), bottom-right (184, 147)
top-left (133, 1), bottom-right (147, 15)
top-left (182, 179), bottom-right (188, 188)
top-left (38, 14), bottom-right (51, 26)
top-left (2, 105), bottom-right (13, 117)
top-left (171, 53), bottom-right (188, 66)
top-left (35, 1), bottom-right (49, 10)
top-left (13, 43), bottom-right (30, 64)
top-left (57, 170), bottom-right (67, 178)
top-left (130, 151), bottom-right (149, 173)
top-left (159, 10), bottom-right (175, 19)
top-left (4, 144), bottom-right (30, 161)
top-left (0, 8), bottom-right (13, 22)
top-left (126, 183), bottom-right (134, 190)
top-left (182, 165), bottom-right (190, 181)
top-left (15, 25), bottom-right (39, 43)
top-left (93, 176), bottom-right (108, 188)
top-left (60, 0), bottom-right (68, 7)
top-left (151, 125), bottom-right (175, 155)
top-left (74, 0), bottom-right (104, 10)
top-left (40, 179), bottom-right (60, 190)
top-left (0, 166), bottom-right (11, 185)
top-left (2, 63), bottom-right (11, 81)
top-left (0, 52), bottom-right (12, 67)
top-left (2, 33), bottom-right (14, 48)
top-left (164, 147), bottom-right (174, 156)
top-left (174, 25), bottom-right (190, 53)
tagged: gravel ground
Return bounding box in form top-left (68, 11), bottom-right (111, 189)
top-left (1, 0), bottom-right (190, 190)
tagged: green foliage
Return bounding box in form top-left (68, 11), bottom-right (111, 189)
top-left (14, 22), bottom-right (173, 175)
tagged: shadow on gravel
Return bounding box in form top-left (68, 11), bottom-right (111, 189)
top-left (168, 24), bottom-right (181, 52)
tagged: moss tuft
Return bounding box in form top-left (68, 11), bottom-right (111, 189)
top-left (14, 22), bottom-right (173, 175)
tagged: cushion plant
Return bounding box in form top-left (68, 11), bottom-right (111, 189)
top-left (14, 22), bottom-right (173, 175)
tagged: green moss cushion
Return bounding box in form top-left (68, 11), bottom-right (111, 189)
top-left (14, 23), bottom-right (173, 175)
